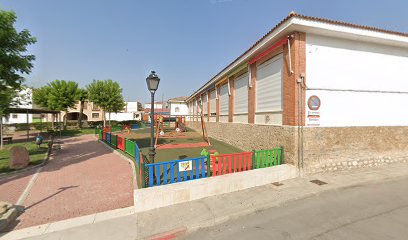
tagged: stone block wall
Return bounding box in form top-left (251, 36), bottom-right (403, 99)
top-left (187, 121), bottom-right (408, 174)
top-left (186, 121), bottom-right (298, 165)
top-left (302, 126), bottom-right (408, 173)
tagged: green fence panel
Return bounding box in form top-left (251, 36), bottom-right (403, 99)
top-left (111, 134), bottom-right (118, 148)
top-left (254, 148), bottom-right (283, 169)
top-left (125, 139), bottom-right (136, 158)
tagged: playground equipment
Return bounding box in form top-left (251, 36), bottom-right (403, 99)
top-left (153, 108), bottom-right (210, 148)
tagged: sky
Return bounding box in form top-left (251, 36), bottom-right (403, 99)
top-left (1, 0), bottom-right (408, 103)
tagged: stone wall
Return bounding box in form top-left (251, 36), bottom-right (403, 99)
top-left (187, 121), bottom-right (408, 174)
top-left (302, 126), bottom-right (408, 173)
top-left (186, 121), bottom-right (298, 165)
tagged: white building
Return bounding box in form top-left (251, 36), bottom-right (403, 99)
top-left (184, 12), bottom-right (408, 172)
top-left (105, 101), bottom-right (143, 121)
top-left (186, 12), bottom-right (408, 127)
top-left (168, 97), bottom-right (189, 116)
top-left (2, 87), bottom-right (40, 124)
top-left (144, 102), bottom-right (168, 110)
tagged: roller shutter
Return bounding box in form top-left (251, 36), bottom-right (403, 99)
top-left (256, 54), bottom-right (283, 112)
top-left (202, 95), bottom-right (208, 115)
top-left (210, 90), bottom-right (216, 114)
top-left (234, 73), bottom-right (249, 114)
top-left (219, 84), bottom-right (229, 115)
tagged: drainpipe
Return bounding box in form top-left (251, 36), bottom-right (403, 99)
top-left (297, 74), bottom-right (305, 175)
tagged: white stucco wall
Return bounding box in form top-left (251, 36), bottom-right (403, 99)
top-left (106, 112), bottom-right (141, 121)
top-left (3, 88), bottom-right (34, 124)
top-left (306, 34), bottom-right (408, 127)
top-left (169, 102), bottom-right (189, 116)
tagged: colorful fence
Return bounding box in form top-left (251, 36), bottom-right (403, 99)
top-left (125, 139), bottom-right (136, 157)
top-left (210, 152), bottom-right (253, 176)
top-left (96, 128), bottom-right (283, 189)
top-left (254, 148), bottom-right (282, 169)
top-left (106, 132), bottom-right (111, 144)
top-left (144, 157), bottom-right (207, 187)
top-left (117, 136), bottom-right (125, 151)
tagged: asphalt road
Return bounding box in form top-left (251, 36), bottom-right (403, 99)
top-left (185, 176), bottom-right (408, 240)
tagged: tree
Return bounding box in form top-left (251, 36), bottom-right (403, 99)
top-left (0, 10), bottom-right (36, 148)
top-left (87, 79), bottom-right (125, 127)
top-left (76, 88), bottom-right (88, 128)
top-left (33, 80), bottom-right (79, 129)
top-left (32, 86), bottom-right (50, 109)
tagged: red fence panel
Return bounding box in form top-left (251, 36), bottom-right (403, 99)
top-left (210, 152), bottom-right (253, 176)
top-left (102, 131), bottom-right (107, 141)
top-left (117, 136), bottom-right (125, 151)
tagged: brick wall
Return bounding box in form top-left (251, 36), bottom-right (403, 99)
top-left (282, 32), bottom-right (306, 126)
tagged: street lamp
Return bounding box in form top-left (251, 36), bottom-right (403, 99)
top-left (146, 71), bottom-right (160, 163)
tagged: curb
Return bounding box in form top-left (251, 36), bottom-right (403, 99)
top-left (143, 166), bottom-right (408, 239)
top-left (0, 207), bottom-right (135, 240)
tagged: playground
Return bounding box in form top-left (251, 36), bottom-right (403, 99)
top-left (116, 123), bottom-right (243, 163)
top-left (99, 115), bottom-right (283, 188)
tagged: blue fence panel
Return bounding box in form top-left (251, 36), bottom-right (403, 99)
top-left (144, 157), bottom-right (207, 187)
top-left (135, 143), bottom-right (140, 168)
top-left (106, 133), bottom-right (111, 144)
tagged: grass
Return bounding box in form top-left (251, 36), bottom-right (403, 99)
top-left (119, 127), bottom-right (243, 163)
top-left (0, 142), bottom-right (48, 173)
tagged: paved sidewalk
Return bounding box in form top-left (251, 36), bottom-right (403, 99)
top-left (3, 162), bottom-right (408, 240)
top-left (0, 135), bottom-right (134, 231)
top-left (0, 169), bottom-right (37, 205)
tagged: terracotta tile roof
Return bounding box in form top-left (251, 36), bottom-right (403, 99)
top-left (187, 11), bottom-right (408, 100)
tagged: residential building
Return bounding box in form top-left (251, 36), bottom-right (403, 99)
top-left (185, 12), bottom-right (408, 173)
top-left (168, 97), bottom-right (189, 116)
top-left (61, 101), bottom-right (143, 122)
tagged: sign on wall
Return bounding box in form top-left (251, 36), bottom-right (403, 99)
top-left (307, 95), bottom-right (321, 126)
top-left (179, 160), bottom-right (193, 172)
top-left (307, 95), bottom-right (321, 110)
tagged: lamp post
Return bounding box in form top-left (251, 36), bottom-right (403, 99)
top-left (146, 71), bottom-right (160, 163)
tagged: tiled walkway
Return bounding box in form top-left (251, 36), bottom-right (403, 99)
top-left (0, 135), bottom-right (134, 230)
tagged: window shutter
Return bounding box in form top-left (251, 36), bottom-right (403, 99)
top-left (234, 73), bottom-right (249, 114)
top-left (210, 90), bottom-right (216, 114)
top-left (256, 54), bottom-right (283, 112)
top-left (202, 95), bottom-right (208, 115)
top-left (219, 84), bottom-right (229, 115)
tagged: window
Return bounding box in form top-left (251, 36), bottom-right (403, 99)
top-left (219, 84), bottom-right (229, 115)
top-left (202, 95), bottom-right (208, 116)
top-left (92, 113), bottom-right (99, 118)
top-left (175, 107), bottom-right (180, 113)
top-left (210, 90), bottom-right (216, 115)
top-left (256, 54), bottom-right (283, 112)
top-left (12, 114), bottom-right (18, 119)
top-left (234, 73), bottom-right (249, 114)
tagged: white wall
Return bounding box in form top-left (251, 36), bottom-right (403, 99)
top-left (126, 102), bottom-right (140, 112)
top-left (169, 102), bottom-right (189, 116)
top-left (306, 34), bottom-right (408, 127)
top-left (3, 88), bottom-right (34, 124)
top-left (106, 112), bottom-right (141, 121)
